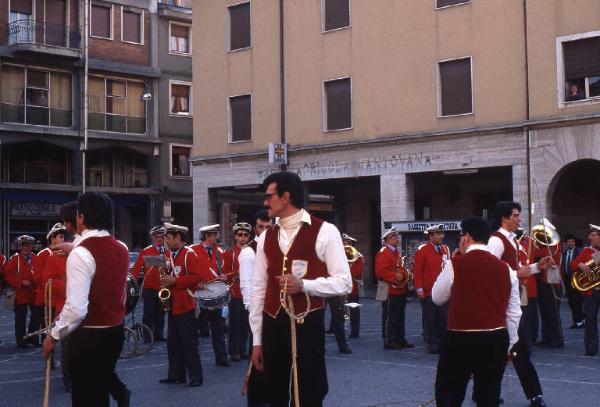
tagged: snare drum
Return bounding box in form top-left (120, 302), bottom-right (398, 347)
top-left (125, 273), bottom-right (140, 315)
top-left (195, 281), bottom-right (231, 310)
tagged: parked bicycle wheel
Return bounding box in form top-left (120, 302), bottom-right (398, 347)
top-left (133, 323), bottom-right (154, 356)
top-left (121, 326), bottom-right (137, 359)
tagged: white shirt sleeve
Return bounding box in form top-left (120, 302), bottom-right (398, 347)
top-left (507, 266), bottom-right (522, 349)
top-left (302, 222), bottom-right (352, 297)
top-left (487, 236), bottom-right (505, 259)
top-left (432, 259), bottom-right (453, 305)
top-left (50, 247), bottom-right (95, 340)
top-left (238, 246), bottom-right (256, 310)
top-left (249, 233), bottom-right (268, 346)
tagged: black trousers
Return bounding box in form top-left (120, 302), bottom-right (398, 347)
top-left (69, 325), bottom-right (124, 407)
top-left (326, 296), bottom-right (349, 351)
top-left (511, 305), bottom-right (543, 400)
top-left (229, 298), bottom-right (250, 356)
top-left (421, 296), bottom-right (448, 352)
top-left (583, 291), bottom-right (600, 354)
top-left (201, 308), bottom-right (228, 363)
top-left (247, 365), bottom-right (269, 407)
top-left (29, 305), bottom-right (45, 345)
top-left (383, 294), bottom-right (407, 345)
top-left (14, 304), bottom-right (36, 346)
top-left (436, 329), bottom-right (509, 407)
top-left (142, 289), bottom-right (165, 340)
top-left (262, 309), bottom-right (327, 407)
top-left (167, 310), bottom-right (203, 382)
top-left (564, 274), bottom-right (585, 324)
top-left (528, 297), bottom-right (539, 344)
top-left (61, 335), bottom-right (72, 387)
top-left (536, 281), bottom-right (564, 346)
top-left (347, 294), bottom-right (360, 337)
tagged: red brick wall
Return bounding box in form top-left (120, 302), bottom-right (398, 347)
top-left (69, 0), bottom-right (79, 29)
top-left (88, 5), bottom-right (150, 67)
top-left (0, 0), bottom-right (8, 45)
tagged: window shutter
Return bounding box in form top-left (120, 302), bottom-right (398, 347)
top-left (324, 0), bottom-right (350, 31)
top-left (171, 24), bottom-right (189, 38)
top-left (325, 78), bottom-right (351, 130)
top-left (171, 84), bottom-right (190, 98)
top-left (230, 95), bottom-right (251, 142)
top-left (11, 0), bottom-right (33, 14)
top-left (229, 3), bottom-right (250, 50)
top-left (563, 37), bottom-right (600, 80)
top-left (92, 5), bottom-right (111, 38)
top-left (123, 11), bottom-right (141, 43)
top-left (439, 58), bottom-right (472, 116)
top-left (436, 0), bottom-right (470, 8)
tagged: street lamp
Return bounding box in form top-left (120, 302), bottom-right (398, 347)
top-left (141, 85), bottom-right (152, 101)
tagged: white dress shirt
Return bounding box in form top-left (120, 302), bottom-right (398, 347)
top-left (432, 244), bottom-right (522, 349)
top-left (239, 237), bottom-right (258, 310)
top-left (487, 227), bottom-right (539, 275)
top-left (51, 229), bottom-right (113, 340)
top-left (249, 209), bottom-right (352, 346)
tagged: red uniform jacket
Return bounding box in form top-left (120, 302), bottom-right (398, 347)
top-left (4, 253), bottom-right (36, 305)
top-left (350, 255), bottom-right (364, 297)
top-left (570, 247), bottom-right (598, 297)
top-left (222, 246), bottom-right (242, 299)
top-left (413, 242), bottom-right (449, 297)
top-left (190, 243), bottom-right (223, 281)
top-left (33, 248), bottom-right (52, 306)
top-left (44, 254), bottom-right (68, 314)
top-left (0, 255), bottom-right (6, 293)
top-left (519, 236), bottom-right (537, 298)
top-left (375, 246), bottom-right (407, 295)
top-left (131, 245), bottom-right (172, 291)
top-left (532, 243), bottom-right (562, 285)
top-left (169, 246), bottom-right (212, 316)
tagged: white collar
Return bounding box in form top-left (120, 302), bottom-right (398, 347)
top-left (74, 229), bottom-right (110, 247)
top-left (275, 209), bottom-right (311, 228)
top-left (466, 243), bottom-right (490, 253)
top-left (498, 227), bottom-right (516, 240)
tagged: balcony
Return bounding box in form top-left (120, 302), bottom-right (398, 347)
top-left (7, 20), bottom-right (81, 59)
top-left (159, 0), bottom-right (192, 9)
top-left (158, 0), bottom-right (192, 18)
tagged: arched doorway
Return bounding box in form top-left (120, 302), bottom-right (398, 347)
top-left (549, 159), bottom-right (600, 243)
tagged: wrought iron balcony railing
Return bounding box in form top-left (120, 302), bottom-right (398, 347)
top-left (158, 0), bottom-right (192, 10)
top-left (7, 20), bottom-right (81, 50)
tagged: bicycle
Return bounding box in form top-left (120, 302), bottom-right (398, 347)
top-left (120, 285), bottom-right (154, 359)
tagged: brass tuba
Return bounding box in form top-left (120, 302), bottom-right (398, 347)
top-left (345, 245), bottom-right (361, 265)
top-left (530, 224), bottom-right (560, 248)
top-left (572, 260), bottom-right (600, 292)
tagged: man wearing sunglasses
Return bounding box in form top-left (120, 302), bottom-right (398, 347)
top-left (223, 222), bottom-right (252, 361)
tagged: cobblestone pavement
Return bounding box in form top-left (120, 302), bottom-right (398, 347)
top-left (0, 296), bottom-right (597, 406)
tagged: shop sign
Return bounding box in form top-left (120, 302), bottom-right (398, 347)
top-left (268, 143), bottom-right (288, 165)
top-left (10, 202), bottom-right (62, 218)
top-left (390, 220), bottom-right (461, 233)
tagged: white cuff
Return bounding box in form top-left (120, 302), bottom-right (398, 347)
top-left (252, 334), bottom-right (262, 346)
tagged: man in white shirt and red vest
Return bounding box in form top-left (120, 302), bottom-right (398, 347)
top-left (376, 227), bottom-right (413, 350)
top-left (223, 222), bottom-right (252, 361)
top-left (159, 223), bottom-right (211, 387)
top-left (433, 217), bottom-right (521, 407)
top-left (250, 171), bottom-right (352, 406)
top-left (414, 224), bottom-right (450, 354)
top-left (570, 224), bottom-right (600, 356)
top-left (131, 226), bottom-right (171, 342)
top-left (190, 224), bottom-right (229, 366)
top-left (43, 192), bottom-right (130, 407)
top-left (488, 201), bottom-right (552, 407)
top-left (343, 233), bottom-right (364, 339)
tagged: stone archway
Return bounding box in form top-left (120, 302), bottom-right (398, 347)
top-left (548, 159), bottom-right (600, 242)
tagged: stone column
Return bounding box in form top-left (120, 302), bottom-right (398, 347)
top-left (380, 173), bottom-right (415, 225)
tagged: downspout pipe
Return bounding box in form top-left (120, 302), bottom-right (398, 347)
top-left (523, 0), bottom-right (532, 228)
top-left (279, 0), bottom-right (287, 171)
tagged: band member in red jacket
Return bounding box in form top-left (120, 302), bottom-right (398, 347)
top-left (190, 224), bottom-right (229, 366)
top-left (223, 222), bottom-right (252, 361)
top-left (131, 226), bottom-right (171, 341)
top-left (343, 233), bottom-right (364, 339)
top-left (0, 253), bottom-right (5, 299)
top-left (414, 224), bottom-right (450, 354)
top-left (570, 224), bottom-right (600, 356)
top-left (376, 227), bottom-right (413, 350)
top-left (159, 223), bottom-right (210, 387)
top-left (5, 235), bottom-right (37, 348)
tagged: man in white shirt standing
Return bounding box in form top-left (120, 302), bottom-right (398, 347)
top-left (249, 172), bottom-right (352, 406)
top-left (43, 192), bottom-right (130, 407)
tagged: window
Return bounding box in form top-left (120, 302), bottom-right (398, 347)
top-left (86, 152), bottom-right (112, 187)
top-left (323, 0), bottom-right (350, 32)
top-left (0, 65), bottom-right (72, 127)
top-left (86, 151), bottom-right (148, 188)
top-left (9, 0), bottom-right (33, 44)
top-left (171, 145), bottom-right (191, 177)
top-left (170, 82), bottom-right (191, 116)
top-left (170, 23), bottom-right (191, 55)
top-left (229, 2), bottom-right (250, 51)
top-left (91, 4), bottom-right (112, 39)
top-left (324, 77), bottom-right (352, 131)
top-left (7, 142), bottom-right (70, 184)
top-left (122, 9), bottom-right (142, 44)
top-left (438, 57), bottom-right (472, 116)
top-left (562, 36), bottom-right (600, 102)
top-left (88, 76), bottom-right (146, 134)
top-left (436, 0), bottom-right (470, 8)
top-left (229, 94), bottom-right (251, 142)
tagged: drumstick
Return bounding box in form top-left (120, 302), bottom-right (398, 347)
top-left (43, 279), bottom-right (53, 407)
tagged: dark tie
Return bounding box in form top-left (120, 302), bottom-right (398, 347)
top-left (566, 250), bottom-right (572, 273)
top-left (206, 246), bottom-right (213, 259)
top-left (435, 245), bottom-right (441, 254)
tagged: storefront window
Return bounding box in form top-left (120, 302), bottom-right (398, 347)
top-left (6, 143), bottom-right (70, 184)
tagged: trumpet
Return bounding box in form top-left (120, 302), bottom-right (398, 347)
top-left (158, 266), bottom-right (171, 311)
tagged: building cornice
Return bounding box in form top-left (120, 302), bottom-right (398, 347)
top-left (190, 112), bottom-right (600, 165)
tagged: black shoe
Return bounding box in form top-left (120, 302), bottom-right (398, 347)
top-left (339, 346), bottom-right (352, 354)
top-left (576, 321), bottom-right (585, 329)
top-left (384, 342), bottom-right (402, 350)
top-left (325, 330), bottom-right (335, 335)
top-left (428, 348), bottom-right (440, 355)
top-left (400, 341), bottom-right (414, 349)
top-left (585, 351), bottom-right (597, 356)
top-left (188, 379), bottom-right (203, 387)
top-left (116, 388), bottom-right (131, 407)
top-left (530, 396), bottom-right (546, 407)
top-left (230, 354), bottom-right (242, 362)
top-left (216, 359), bottom-right (230, 367)
top-left (159, 378), bottom-right (184, 384)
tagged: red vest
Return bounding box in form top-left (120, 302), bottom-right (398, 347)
top-left (33, 248), bottom-right (52, 306)
top-left (223, 246), bottom-right (242, 299)
top-left (448, 249), bottom-right (511, 331)
top-left (263, 216), bottom-right (328, 318)
top-left (79, 236), bottom-right (129, 327)
top-left (491, 231), bottom-right (519, 270)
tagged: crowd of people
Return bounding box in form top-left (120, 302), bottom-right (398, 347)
top-left (0, 171), bottom-right (599, 407)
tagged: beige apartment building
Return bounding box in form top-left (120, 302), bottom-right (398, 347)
top-left (192, 0), bottom-right (600, 284)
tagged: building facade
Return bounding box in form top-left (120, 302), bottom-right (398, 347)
top-left (192, 0), bottom-right (600, 284)
top-left (0, 0), bottom-right (193, 255)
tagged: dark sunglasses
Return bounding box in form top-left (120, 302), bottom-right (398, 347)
top-left (236, 232), bottom-right (250, 237)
